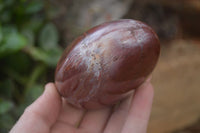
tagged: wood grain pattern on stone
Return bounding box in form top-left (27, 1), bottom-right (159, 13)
top-left (55, 19), bottom-right (160, 109)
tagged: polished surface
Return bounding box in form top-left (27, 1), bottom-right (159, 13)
top-left (55, 19), bottom-right (160, 109)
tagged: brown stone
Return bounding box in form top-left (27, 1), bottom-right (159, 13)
top-left (55, 19), bottom-right (160, 109)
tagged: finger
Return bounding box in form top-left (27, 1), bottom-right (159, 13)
top-left (10, 83), bottom-right (62, 133)
top-left (56, 99), bottom-right (85, 127)
top-left (51, 121), bottom-right (76, 133)
top-left (79, 107), bottom-right (112, 133)
top-left (104, 93), bottom-right (133, 133)
top-left (121, 81), bottom-right (154, 133)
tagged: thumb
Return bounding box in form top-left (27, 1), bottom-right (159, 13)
top-left (10, 83), bottom-right (62, 133)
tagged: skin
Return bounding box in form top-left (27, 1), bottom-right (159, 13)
top-left (10, 79), bottom-right (154, 133)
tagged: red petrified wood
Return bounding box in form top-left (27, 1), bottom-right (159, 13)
top-left (55, 19), bottom-right (160, 109)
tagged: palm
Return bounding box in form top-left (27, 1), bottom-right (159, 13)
top-left (51, 82), bottom-right (153, 133)
top-left (10, 81), bottom-right (153, 133)
top-left (51, 97), bottom-right (129, 133)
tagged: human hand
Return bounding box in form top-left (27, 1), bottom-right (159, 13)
top-left (10, 80), bottom-right (154, 133)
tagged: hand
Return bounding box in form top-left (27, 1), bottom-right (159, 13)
top-left (10, 80), bottom-right (154, 133)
